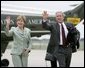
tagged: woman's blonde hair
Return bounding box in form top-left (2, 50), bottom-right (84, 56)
top-left (17, 15), bottom-right (26, 24)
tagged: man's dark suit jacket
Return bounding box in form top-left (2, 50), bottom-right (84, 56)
top-left (42, 20), bottom-right (80, 61)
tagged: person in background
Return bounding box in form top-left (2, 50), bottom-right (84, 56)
top-left (5, 15), bottom-right (32, 67)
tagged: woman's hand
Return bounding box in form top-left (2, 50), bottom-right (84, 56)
top-left (6, 16), bottom-right (11, 26)
top-left (22, 48), bottom-right (31, 56)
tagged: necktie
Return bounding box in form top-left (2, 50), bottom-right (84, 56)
top-left (61, 24), bottom-right (66, 46)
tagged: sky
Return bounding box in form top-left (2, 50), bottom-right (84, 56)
top-left (1, 1), bottom-right (84, 15)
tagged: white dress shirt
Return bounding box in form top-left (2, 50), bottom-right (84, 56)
top-left (58, 22), bottom-right (68, 45)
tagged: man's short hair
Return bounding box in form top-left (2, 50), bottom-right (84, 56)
top-left (56, 11), bottom-right (65, 17)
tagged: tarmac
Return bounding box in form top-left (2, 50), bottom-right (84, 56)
top-left (1, 49), bottom-right (84, 67)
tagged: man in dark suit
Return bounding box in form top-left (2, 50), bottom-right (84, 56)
top-left (42, 11), bottom-right (74, 67)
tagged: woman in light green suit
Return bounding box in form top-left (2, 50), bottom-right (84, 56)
top-left (5, 16), bottom-right (32, 67)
